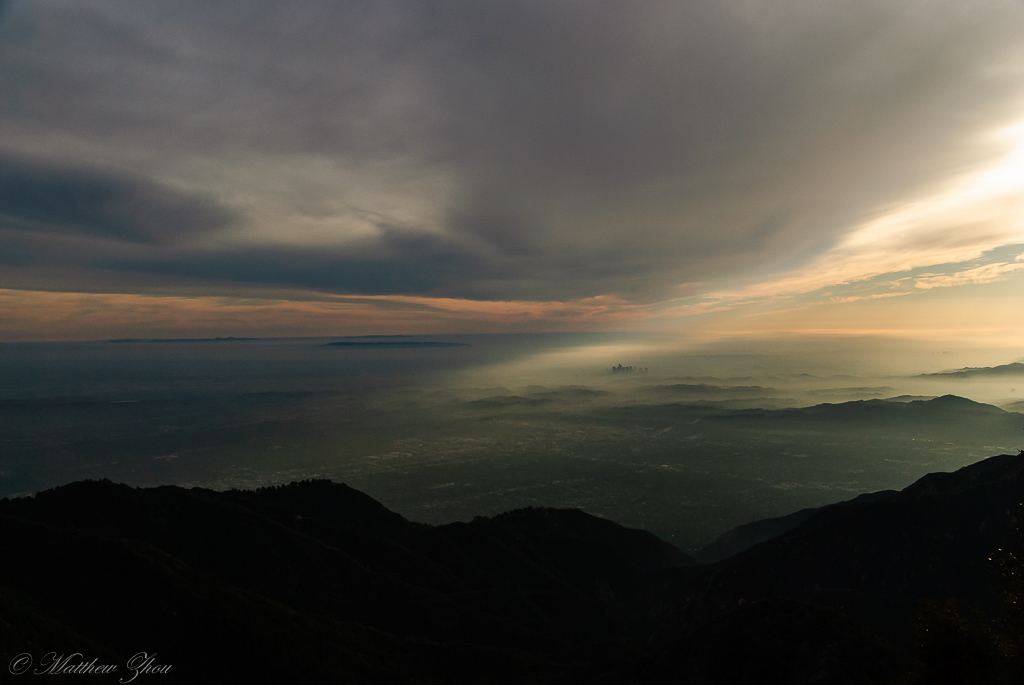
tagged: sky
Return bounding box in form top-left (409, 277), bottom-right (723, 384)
top-left (2, 0), bottom-right (1024, 345)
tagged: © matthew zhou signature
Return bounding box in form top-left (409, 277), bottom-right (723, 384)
top-left (9, 651), bottom-right (172, 682)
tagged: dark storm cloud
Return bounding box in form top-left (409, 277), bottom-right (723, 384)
top-left (97, 233), bottom-right (484, 296)
top-left (6, 224), bottom-right (623, 301)
top-left (0, 152), bottom-right (235, 244)
top-left (2, 0), bottom-right (1023, 301)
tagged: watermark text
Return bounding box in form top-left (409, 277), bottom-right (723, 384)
top-left (8, 652), bottom-right (172, 681)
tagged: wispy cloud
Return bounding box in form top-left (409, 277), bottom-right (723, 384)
top-left (698, 113), bottom-right (1024, 307)
top-left (913, 262), bottom-right (1024, 290)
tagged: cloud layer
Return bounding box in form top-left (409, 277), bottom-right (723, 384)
top-left (0, 152), bottom-right (235, 244)
top-left (2, 0), bottom-right (1024, 337)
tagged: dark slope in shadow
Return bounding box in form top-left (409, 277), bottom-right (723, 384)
top-left (2, 453), bottom-right (1023, 683)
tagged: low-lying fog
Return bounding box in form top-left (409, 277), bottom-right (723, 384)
top-left (2, 333), bottom-right (1022, 550)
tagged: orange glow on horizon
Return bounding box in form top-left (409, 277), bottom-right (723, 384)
top-left (0, 288), bottom-right (656, 342)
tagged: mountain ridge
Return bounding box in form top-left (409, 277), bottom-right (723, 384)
top-left (2, 453), bottom-right (1023, 682)
top-left (917, 362), bottom-right (1024, 378)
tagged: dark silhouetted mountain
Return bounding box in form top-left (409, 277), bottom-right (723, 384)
top-left (0, 479), bottom-right (692, 683)
top-left (488, 506), bottom-right (694, 576)
top-left (697, 453), bottom-right (1024, 607)
top-left (692, 489), bottom-right (898, 564)
top-left (647, 599), bottom-right (902, 685)
top-left (3, 452), bottom-right (1024, 683)
top-left (658, 453), bottom-right (1024, 682)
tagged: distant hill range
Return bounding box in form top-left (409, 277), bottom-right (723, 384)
top-left (108, 336), bottom-right (261, 343)
top-left (324, 341), bottom-right (469, 348)
top-left (715, 394), bottom-right (1010, 422)
top-left (3, 453), bottom-right (1024, 682)
top-left (693, 394), bottom-right (1023, 445)
top-left (918, 362), bottom-right (1024, 378)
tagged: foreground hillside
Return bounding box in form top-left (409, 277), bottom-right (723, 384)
top-left (2, 454), bottom-right (1023, 683)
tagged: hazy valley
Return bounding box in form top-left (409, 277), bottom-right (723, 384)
top-left (3, 336), bottom-right (1022, 551)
